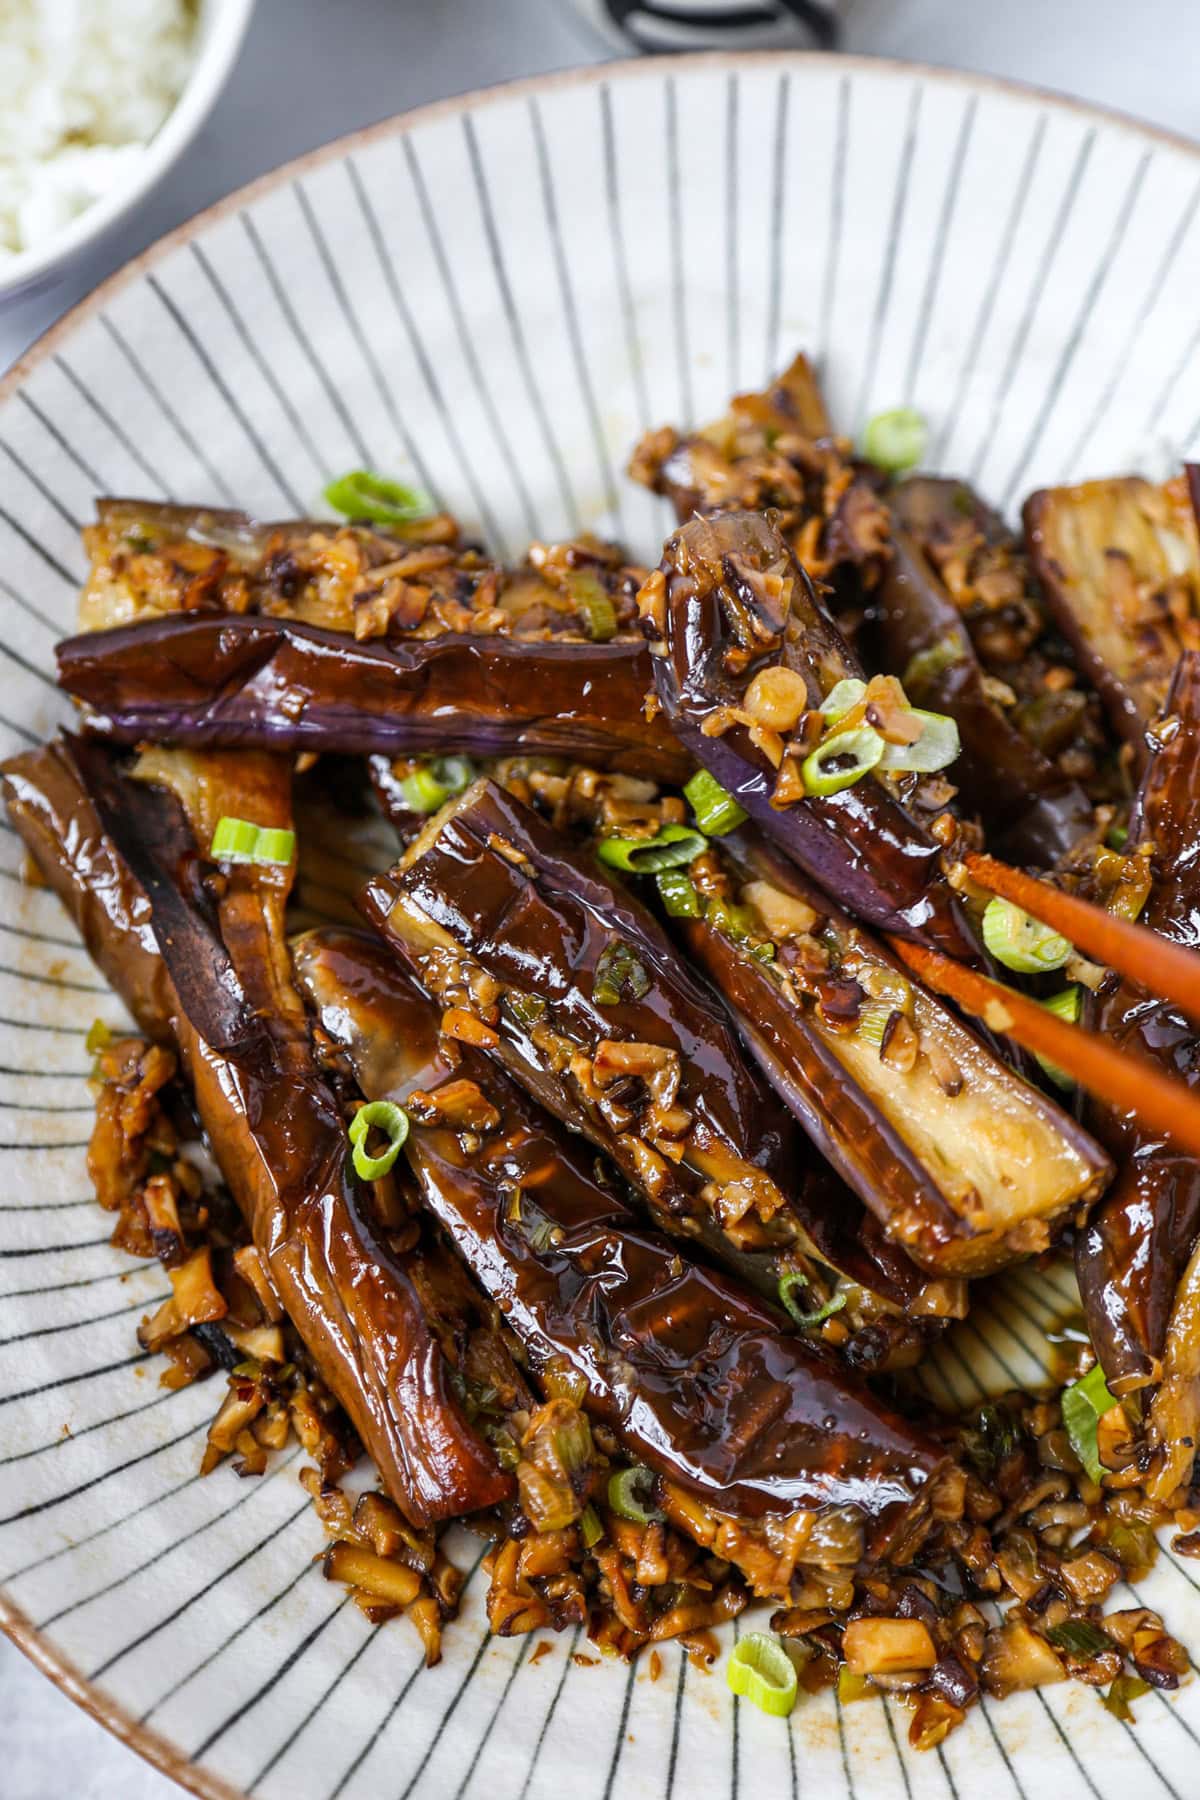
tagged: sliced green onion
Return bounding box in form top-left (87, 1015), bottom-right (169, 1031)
top-left (431, 754), bottom-right (476, 796)
top-left (1106, 825), bottom-right (1129, 850)
top-left (1102, 1674), bottom-right (1150, 1721)
top-left (566, 570), bottom-right (618, 642)
top-left (877, 709), bottom-right (961, 774)
top-left (324, 469), bottom-right (431, 526)
top-left (856, 1002), bottom-right (896, 1051)
top-left (981, 896), bottom-right (1072, 973)
top-left (85, 1018), bottom-right (112, 1055)
top-left (607, 1464), bottom-right (665, 1524)
top-left (348, 1099), bottom-right (410, 1181)
top-left (1062, 1360), bottom-right (1119, 1484)
top-left (597, 824), bottom-right (705, 874)
top-left (819, 677), bottom-right (867, 722)
top-left (399, 766), bottom-right (450, 815)
top-left (684, 768), bottom-right (747, 836)
top-left (656, 868), bottom-right (702, 918)
top-left (505, 991), bottom-right (548, 1029)
top-left (1036, 987), bottom-right (1082, 1090)
top-left (778, 1270), bottom-right (847, 1329)
top-left (210, 817), bottom-right (296, 867)
top-left (579, 1501), bottom-right (604, 1548)
top-left (1046, 1620), bottom-right (1114, 1658)
top-left (862, 406), bottom-right (927, 474)
top-left (802, 725), bottom-right (885, 797)
top-left (593, 941), bottom-right (651, 1007)
top-left (903, 634), bottom-right (962, 693)
top-left (726, 1632), bottom-right (798, 1718)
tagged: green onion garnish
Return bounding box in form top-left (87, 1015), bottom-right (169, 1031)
top-left (1046, 1620), bottom-right (1114, 1658)
top-left (1062, 1359), bottom-right (1119, 1484)
top-left (1035, 987), bottom-right (1081, 1090)
top-left (579, 1501), bottom-right (604, 1548)
top-left (1102, 1674), bottom-right (1151, 1721)
top-left (399, 766), bottom-right (450, 815)
top-left (802, 725), bottom-right (885, 797)
top-left (606, 1464), bottom-right (665, 1524)
top-left (778, 1270), bottom-right (847, 1329)
top-left (656, 868), bottom-right (702, 918)
top-left (85, 1018), bottom-right (112, 1055)
top-left (726, 1632), bottom-right (798, 1718)
top-left (819, 678), bottom-right (867, 722)
top-left (210, 817), bottom-right (296, 866)
top-left (684, 768), bottom-right (748, 836)
top-left (862, 406), bottom-right (927, 474)
top-left (348, 1099), bottom-right (410, 1181)
top-left (1107, 825), bottom-right (1130, 851)
top-left (592, 941), bottom-right (651, 1007)
top-left (324, 469), bottom-right (431, 526)
top-left (432, 754), bottom-right (476, 795)
top-left (566, 570), bottom-right (618, 642)
top-left (596, 824), bottom-right (705, 874)
top-left (877, 709), bottom-right (960, 774)
top-left (981, 896), bottom-right (1072, 973)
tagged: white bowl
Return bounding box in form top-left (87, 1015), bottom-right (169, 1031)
top-left (2, 50), bottom-right (1200, 1800)
top-left (0, 0), bottom-right (256, 299)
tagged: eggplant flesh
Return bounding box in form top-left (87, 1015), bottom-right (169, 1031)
top-left (686, 830), bottom-right (1111, 1277)
top-left (1024, 475), bottom-right (1200, 746)
top-left (1077, 652), bottom-right (1200, 1394)
top-left (643, 509), bottom-right (982, 961)
top-left (877, 528), bottom-right (1092, 863)
top-left (294, 924), bottom-right (947, 1537)
top-left (3, 733), bottom-right (509, 1527)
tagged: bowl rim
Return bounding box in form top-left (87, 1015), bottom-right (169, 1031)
top-left (0, 0), bottom-right (257, 298)
top-left (3, 45), bottom-right (1200, 1800)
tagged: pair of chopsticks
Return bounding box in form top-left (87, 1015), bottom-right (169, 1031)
top-left (889, 851), bottom-right (1200, 1157)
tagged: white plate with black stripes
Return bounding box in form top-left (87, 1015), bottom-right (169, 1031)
top-left (2, 49), bottom-right (1200, 1800)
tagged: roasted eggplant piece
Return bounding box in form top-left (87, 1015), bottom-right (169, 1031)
top-left (679, 828), bottom-right (1110, 1276)
top-left (878, 526), bottom-right (1093, 863)
top-left (628, 352), bottom-right (891, 591)
top-left (2, 733), bottom-right (510, 1527)
top-left (1077, 652), bottom-right (1200, 1408)
top-left (294, 925), bottom-right (948, 1557)
top-left (1024, 475), bottom-right (1200, 746)
top-left (640, 508), bottom-right (981, 959)
top-left (56, 611), bottom-right (687, 780)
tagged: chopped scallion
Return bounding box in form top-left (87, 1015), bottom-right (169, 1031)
top-left (876, 709), bottom-right (960, 774)
top-left (431, 754), bottom-right (476, 795)
top-left (802, 725), bottom-right (885, 797)
top-left (597, 824), bottom-right (705, 874)
top-left (1046, 1620), bottom-right (1114, 1658)
top-left (981, 896), bottom-right (1072, 973)
top-left (862, 406), bottom-right (927, 474)
top-left (399, 766), bottom-right (449, 814)
top-left (1062, 1359), bottom-right (1119, 1484)
top-left (656, 868), bottom-right (702, 917)
top-left (593, 941), bottom-right (651, 1007)
top-left (566, 570), bottom-right (618, 642)
top-left (1102, 1674), bottom-right (1150, 1721)
top-left (684, 768), bottom-right (748, 836)
top-left (726, 1632), bottom-right (798, 1717)
top-left (324, 469), bottom-right (431, 526)
top-left (1036, 987), bottom-right (1082, 1090)
top-left (819, 677), bottom-right (867, 722)
top-left (607, 1464), bottom-right (664, 1524)
top-left (348, 1099), bottom-right (410, 1181)
top-left (579, 1502), bottom-right (604, 1548)
top-left (778, 1270), bottom-right (847, 1329)
top-left (85, 1018), bottom-right (112, 1055)
top-left (210, 816), bottom-right (296, 867)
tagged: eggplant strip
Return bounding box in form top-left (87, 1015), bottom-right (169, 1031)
top-left (639, 509), bottom-right (982, 960)
top-left (357, 777), bottom-right (913, 1323)
top-left (293, 925), bottom-right (948, 1552)
top-left (1077, 653), bottom-right (1200, 1395)
top-left (1, 734), bottom-right (510, 1526)
top-left (681, 829), bottom-right (1110, 1277)
top-left (55, 611), bottom-right (688, 781)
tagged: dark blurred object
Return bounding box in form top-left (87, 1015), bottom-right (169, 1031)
top-left (569, 0), bottom-right (840, 53)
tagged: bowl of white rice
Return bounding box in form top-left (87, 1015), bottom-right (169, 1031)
top-left (0, 0), bottom-right (254, 296)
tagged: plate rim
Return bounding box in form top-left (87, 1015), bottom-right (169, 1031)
top-left (4, 43), bottom-right (1200, 1800)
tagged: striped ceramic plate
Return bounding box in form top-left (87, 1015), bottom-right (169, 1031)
top-left (2, 51), bottom-right (1200, 1800)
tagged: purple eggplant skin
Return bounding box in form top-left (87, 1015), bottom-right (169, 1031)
top-left (3, 733), bottom-right (511, 1528)
top-left (1077, 652), bottom-right (1200, 1394)
top-left (294, 924), bottom-right (948, 1535)
top-left (681, 828), bottom-right (1111, 1278)
top-left (55, 611), bottom-right (690, 784)
top-left (642, 510), bottom-right (982, 961)
top-left (877, 529), bottom-right (1093, 864)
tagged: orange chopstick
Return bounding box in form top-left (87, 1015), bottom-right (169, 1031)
top-left (890, 937), bottom-right (1200, 1160)
top-left (964, 850), bottom-right (1200, 1030)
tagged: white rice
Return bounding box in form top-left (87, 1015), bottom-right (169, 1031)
top-left (0, 0), bottom-right (198, 260)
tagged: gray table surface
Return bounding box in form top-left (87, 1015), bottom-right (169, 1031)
top-left (2, 0), bottom-right (1198, 1792)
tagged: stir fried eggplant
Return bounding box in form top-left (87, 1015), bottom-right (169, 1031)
top-left (640, 508), bottom-right (981, 959)
top-left (1077, 654), bottom-right (1200, 1424)
top-left (1024, 475), bottom-right (1200, 746)
top-left (878, 525), bottom-right (1093, 863)
top-left (58, 498), bottom-right (687, 781)
top-left (628, 352), bottom-right (891, 591)
top-left (680, 828), bottom-right (1110, 1276)
top-left (294, 925), bottom-right (948, 1561)
top-left (1, 733), bottom-right (510, 1525)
